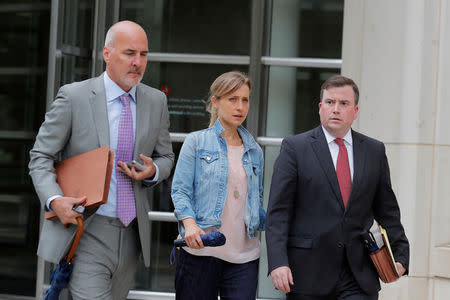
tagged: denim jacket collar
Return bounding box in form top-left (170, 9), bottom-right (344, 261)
top-left (212, 118), bottom-right (259, 151)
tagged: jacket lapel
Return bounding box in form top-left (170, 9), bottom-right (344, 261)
top-left (310, 126), bottom-right (344, 210)
top-left (346, 130), bottom-right (366, 209)
top-left (89, 75), bottom-right (110, 147)
top-left (134, 85), bottom-right (150, 159)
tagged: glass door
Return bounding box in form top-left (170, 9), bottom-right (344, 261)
top-left (0, 1), bottom-right (50, 296)
top-left (47, 0), bottom-right (96, 99)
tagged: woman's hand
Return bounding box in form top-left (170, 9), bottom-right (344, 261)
top-left (182, 218), bottom-right (206, 249)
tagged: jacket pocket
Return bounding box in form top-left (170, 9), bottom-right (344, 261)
top-left (287, 237), bottom-right (314, 249)
top-left (198, 149), bottom-right (219, 164)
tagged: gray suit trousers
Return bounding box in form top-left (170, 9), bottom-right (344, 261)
top-left (67, 214), bottom-right (140, 300)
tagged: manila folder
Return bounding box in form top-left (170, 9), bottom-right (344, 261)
top-left (45, 146), bottom-right (114, 220)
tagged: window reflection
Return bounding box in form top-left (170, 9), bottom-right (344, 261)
top-left (0, 1), bottom-right (50, 296)
top-left (143, 62), bottom-right (248, 133)
top-left (0, 195), bottom-right (40, 295)
top-left (266, 66), bottom-right (340, 137)
top-left (132, 142), bottom-right (182, 292)
top-left (0, 5), bottom-right (49, 132)
top-left (134, 221), bottom-right (178, 292)
top-left (258, 146), bottom-right (284, 298)
top-left (0, 74), bottom-right (47, 132)
top-left (0, 141), bottom-right (40, 295)
top-left (0, 4), bottom-right (50, 68)
top-left (60, 55), bottom-right (92, 86)
top-left (62, 0), bottom-right (94, 49)
top-left (270, 0), bottom-right (344, 58)
top-left (0, 141), bottom-right (34, 188)
top-left (121, 0), bottom-right (251, 55)
top-left (0, 0), bottom-right (51, 296)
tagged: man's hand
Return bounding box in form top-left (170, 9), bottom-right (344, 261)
top-left (50, 196), bottom-right (86, 225)
top-left (182, 218), bottom-right (206, 249)
top-left (117, 153), bottom-right (156, 181)
top-left (270, 266), bottom-right (294, 293)
top-left (395, 262), bottom-right (406, 277)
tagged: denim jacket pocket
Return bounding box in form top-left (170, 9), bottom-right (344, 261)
top-left (198, 149), bottom-right (219, 164)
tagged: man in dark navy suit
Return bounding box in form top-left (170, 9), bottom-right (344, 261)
top-left (266, 75), bottom-right (409, 299)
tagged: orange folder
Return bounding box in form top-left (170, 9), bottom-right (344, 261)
top-left (45, 146), bottom-right (114, 220)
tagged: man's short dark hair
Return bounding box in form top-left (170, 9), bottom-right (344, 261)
top-left (320, 75), bottom-right (360, 105)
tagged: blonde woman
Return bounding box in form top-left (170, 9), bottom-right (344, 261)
top-left (171, 71), bottom-right (265, 299)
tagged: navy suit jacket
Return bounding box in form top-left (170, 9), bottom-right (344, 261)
top-left (266, 126), bottom-right (409, 295)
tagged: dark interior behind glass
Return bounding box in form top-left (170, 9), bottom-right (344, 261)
top-left (121, 0), bottom-right (251, 55)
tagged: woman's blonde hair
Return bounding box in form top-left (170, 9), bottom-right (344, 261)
top-left (206, 71), bottom-right (252, 128)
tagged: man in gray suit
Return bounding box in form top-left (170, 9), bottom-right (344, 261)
top-left (29, 21), bottom-right (174, 299)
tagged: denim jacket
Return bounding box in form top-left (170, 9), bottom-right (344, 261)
top-left (171, 119), bottom-right (266, 239)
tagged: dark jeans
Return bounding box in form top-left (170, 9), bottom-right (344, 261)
top-left (287, 256), bottom-right (378, 300)
top-left (175, 248), bottom-right (259, 300)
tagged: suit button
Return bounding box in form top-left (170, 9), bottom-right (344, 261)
top-left (337, 242), bottom-right (344, 248)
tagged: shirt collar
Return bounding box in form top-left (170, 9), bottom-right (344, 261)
top-left (321, 126), bottom-right (353, 146)
top-left (103, 71), bottom-right (137, 103)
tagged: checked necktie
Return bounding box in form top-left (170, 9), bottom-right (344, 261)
top-left (335, 138), bottom-right (351, 207)
top-left (116, 94), bottom-right (136, 226)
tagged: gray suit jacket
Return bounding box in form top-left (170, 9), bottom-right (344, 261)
top-left (29, 74), bottom-right (174, 267)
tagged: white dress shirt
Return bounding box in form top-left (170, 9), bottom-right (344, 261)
top-left (321, 126), bottom-right (354, 181)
